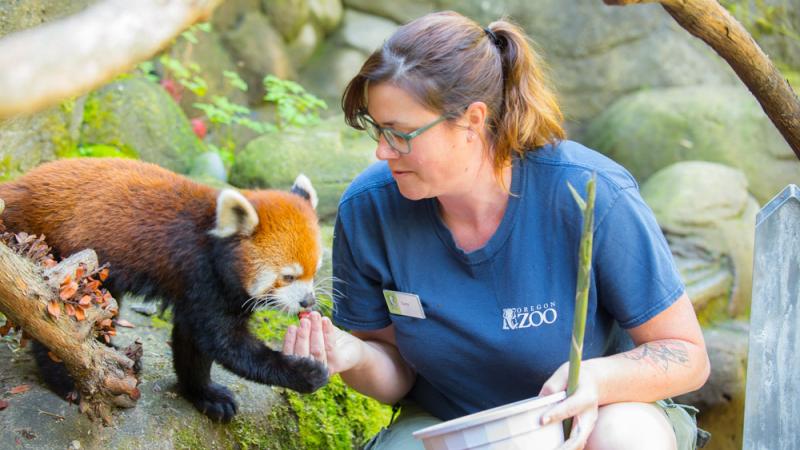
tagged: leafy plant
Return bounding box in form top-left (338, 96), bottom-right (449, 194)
top-left (264, 75), bottom-right (328, 129)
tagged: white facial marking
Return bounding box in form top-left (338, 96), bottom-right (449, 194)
top-left (247, 269), bottom-right (277, 298)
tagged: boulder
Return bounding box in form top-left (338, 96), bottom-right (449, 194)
top-left (229, 115), bottom-right (376, 220)
top-left (641, 161), bottom-right (758, 322)
top-left (0, 0), bottom-right (95, 37)
top-left (262, 0), bottom-right (310, 42)
top-left (338, 9), bottom-right (399, 55)
top-left (308, 0), bottom-right (344, 34)
top-left (78, 76), bottom-right (205, 174)
top-left (342, 0), bottom-right (432, 24)
top-left (223, 12), bottom-right (294, 105)
top-left (585, 85), bottom-right (798, 205)
top-left (0, 105), bottom-right (76, 179)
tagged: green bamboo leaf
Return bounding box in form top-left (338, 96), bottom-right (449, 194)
top-left (566, 182), bottom-right (587, 211)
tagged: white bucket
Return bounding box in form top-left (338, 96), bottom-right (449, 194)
top-left (412, 391), bottom-right (567, 450)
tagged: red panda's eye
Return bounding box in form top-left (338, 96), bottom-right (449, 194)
top-left (282, 275), bottom-right (296, 283)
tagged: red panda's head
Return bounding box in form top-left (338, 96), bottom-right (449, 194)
top-left (210, 175), bottom-right (321, 314)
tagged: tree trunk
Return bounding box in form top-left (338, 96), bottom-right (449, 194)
top-left (0, 201), bottom-right (140, 425)
top-left (604, 0), bottom-right (800, 161)
top-left (0, 0), bottom-right (224, 119)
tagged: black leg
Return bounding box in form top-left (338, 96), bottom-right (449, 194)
top-left (172, 320), bottom-right (238, 422)
top-left (31, 340), bottom-right (78, 402)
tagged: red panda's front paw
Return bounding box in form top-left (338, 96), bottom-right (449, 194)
top-left (283, 355), bottom-right (329, 393)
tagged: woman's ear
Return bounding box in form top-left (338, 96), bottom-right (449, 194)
top-left (465, 101), bottom-right (489, 131)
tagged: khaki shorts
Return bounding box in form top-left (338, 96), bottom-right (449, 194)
top-left (363, 399), bottom-right (708, 450)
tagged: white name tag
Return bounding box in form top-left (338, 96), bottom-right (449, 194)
top-left (383, 290), bottom-right (426, 319)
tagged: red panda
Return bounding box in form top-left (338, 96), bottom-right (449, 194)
top-left (0, 158), bottom-right (328, 422)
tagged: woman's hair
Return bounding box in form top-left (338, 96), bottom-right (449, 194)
top-left (342, 11), bottom-right (565, 173)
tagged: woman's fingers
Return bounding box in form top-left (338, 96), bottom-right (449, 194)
top-left (282, 325), bottom-right (298, 355)
top-left (294, 317), bottom-right (311, 357)
top-left (308, 312), bottom-right (327, 363)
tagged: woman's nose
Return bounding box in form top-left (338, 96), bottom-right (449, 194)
top-left (375, 137), bottom-right (399, 161)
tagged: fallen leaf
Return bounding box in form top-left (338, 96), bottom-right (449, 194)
top-left (47, 301), bottom-right (61, 319)
top-left (65, 304), bottom-right (75, 317)
top-left (59, 281), bottom-right (78, 300)
top-left (0, 399), bottom-right (8, 410)
top-left (75, 266), bottom-right (84, 280)
top-left (78, 295), bottom-right (92, 307)
top-left (9, 384), bottom-right (30, 395)
top-left (115, 319), bottom-right (135, 328)
top-left (43, 258), bottom-right (57, 268)
top-left (99, 268), bottom-right (109, 281)
top-left (74, 308), bottom-right (85, 321)
top-left (61, 275), bottom-right (71, 286)
top-left (100, 319), bottom-right (113, 328)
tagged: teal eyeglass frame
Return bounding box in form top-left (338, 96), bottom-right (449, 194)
top-left (357, 112), bottom-right (447, 154)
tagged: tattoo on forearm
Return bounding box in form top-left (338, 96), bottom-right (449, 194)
top-left (622, 341), bottom-right (690, 373)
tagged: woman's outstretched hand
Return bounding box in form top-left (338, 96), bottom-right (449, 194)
top-left (282, 311), bottom-right (365, 376)
top-left (538, 362), bottom-right (601, 450)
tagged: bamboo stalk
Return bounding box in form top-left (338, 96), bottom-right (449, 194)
top-left (563, 174), bottom-right (596, 438)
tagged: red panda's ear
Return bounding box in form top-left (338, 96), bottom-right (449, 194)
top-left (291, 174), bottom-right (318, 210)
top-left (210, 189), bottom-right (260, 238)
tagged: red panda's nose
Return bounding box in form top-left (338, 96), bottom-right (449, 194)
top-left (300, 293), bottom-right (316, 309)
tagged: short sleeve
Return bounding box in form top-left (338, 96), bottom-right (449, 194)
top-left (331, 200), bottom-right (393, 331)
top-left (592, 186), bottom-right (685, 329)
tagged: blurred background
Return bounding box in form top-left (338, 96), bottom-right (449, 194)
top-left (0, 1), bottom-right (798, 449)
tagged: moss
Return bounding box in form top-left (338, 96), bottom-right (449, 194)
top-left (78, 95), bottom-right (140, 159)
top-left (230, 409), bottom-right (298, 450)
top-left (281, 376), bottom-right (391, 449)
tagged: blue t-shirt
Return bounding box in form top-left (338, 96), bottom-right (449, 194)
top-left (332, 140), bottom-right (684, 421)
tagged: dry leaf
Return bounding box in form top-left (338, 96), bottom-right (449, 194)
top-left (47, 301), bottom-right (61, 319)
top-left (79, 295), bottom-right (92, 307)
top-left (75, 266), bottom-right (84, 280)
top-left (9, 384), bottom-right (30, 395)
top-left (61, 275), bottom-right (71, 286)
top-left (99, 268), bottom-right (109, 281)
top-left (65, 304), bottom-right (75, 317)
top-left (43, 258), bottom-right (57, 268)
top-left (115, 319), bottom-right (135, 328)
top-left (74, 307), bottom-right (85, 321)
top-left (59, 281), bottom-right (78, 300)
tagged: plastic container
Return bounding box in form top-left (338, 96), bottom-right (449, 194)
top-left (412, 391), bottom-right (567, 450)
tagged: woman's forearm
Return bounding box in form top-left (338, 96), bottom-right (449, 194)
top-left (339, 338), bottom-right (416, 405)
top-left (587, 338), bottom-right (710, 405)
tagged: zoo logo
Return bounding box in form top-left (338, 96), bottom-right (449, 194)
top-left (502, 305), bottom-right (558, 330)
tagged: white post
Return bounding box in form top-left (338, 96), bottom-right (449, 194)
top-left (743, 184), bottom-right (800, 450)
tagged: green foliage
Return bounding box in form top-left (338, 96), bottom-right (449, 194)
top-left (278, 377), bottom-right (391, 450)
top-left (720, 0), bottom-right (799, 41)
top-left (60, 144), bottom-right (137, 159)
top-left (263, 75), bottom-right (328, 129)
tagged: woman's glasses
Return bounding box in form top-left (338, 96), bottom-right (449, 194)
top-left (356, 113), bottom-right (447, 154)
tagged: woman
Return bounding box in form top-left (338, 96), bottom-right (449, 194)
top-left (282, 11), bottom-right (709, 450)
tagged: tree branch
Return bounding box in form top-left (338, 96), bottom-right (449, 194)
top-left (0, 0), bottom-right (224, 119)
top-left (604, 0), bottom-right (800, 160)
top-left (0, 199), bottom-right (140, 425)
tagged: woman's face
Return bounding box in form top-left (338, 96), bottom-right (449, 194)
top-left (366, 83), bottom-right (481, 201)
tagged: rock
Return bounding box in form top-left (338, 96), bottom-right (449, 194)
top-left (308, 0), bottom-right (344, 34)
top-left (189, 151), bottom-right (228, 183)
top-left (78, 76), bottom-right (205, 174)
top-left (675, 321), bottom-right (749, 450)
top-left (287, 21), bottom-right (325, 70)
top-left (297, 42), bottom-right (369, 108)
top-left (262, 0), bottom-right (310, 42)
top-left (0, 105), bottom-right (74, 179)
top-left (229, 115), bottom-right (376, 220)
top-left (338, 9), bottom-right (399, 55)
top-left (210, 0), bottom-right (261, 32)
top-left (342, 0), bottom-right (432, 24)
top-left (641, 161), bottom-right (758, 322)
top-left (223, 12), bottom-right (294, 105)
top-left (0, 0), bottom-right (95, 38)
top-left (585, 85), bottom-right (798, 205)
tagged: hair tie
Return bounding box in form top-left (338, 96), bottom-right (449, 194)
top-left (483, 27), bottom-right (502, 49)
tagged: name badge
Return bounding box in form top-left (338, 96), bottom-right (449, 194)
top-left (383, 290), bottom-right (426, 319)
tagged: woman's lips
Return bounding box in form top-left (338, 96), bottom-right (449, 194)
top-left (392, 170), bottom-right (412, 177)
